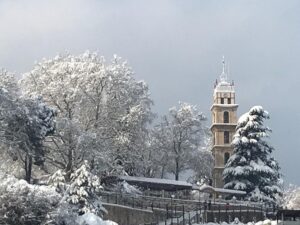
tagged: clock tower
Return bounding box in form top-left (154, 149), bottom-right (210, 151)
top-left (211, 57), bottom-right (238, 188)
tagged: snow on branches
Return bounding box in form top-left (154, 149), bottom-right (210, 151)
top-left (151, 102), bottom-right (212, 181)
top-left (21, 52), bottom-right (154, 176)
top-left (67, 161), bottom-right (104, 216)
top-left (0, 68), bottom-right (19, 95)
top-left (223, 106), bottom-right (282, 205)
top-left (0, 82), bottom-right (55, 183)
top-left (0, 172), bottom-right (61, 225)
top-left (282, 184), bottom-right (300, 209)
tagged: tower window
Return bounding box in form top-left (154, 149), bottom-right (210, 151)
top-left (228, 98), bottom-right (231, 104)
top-left (221, 98), bottom-right (224, 104)
top-left (223, 111), bottom-right (229, 123)
top-left (224, 131), bottom-right (230, 144)
top-left (224, 152), bottom-right (230, 165)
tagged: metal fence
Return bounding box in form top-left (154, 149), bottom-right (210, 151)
top-left (100, 191), bottom-right (279, 225)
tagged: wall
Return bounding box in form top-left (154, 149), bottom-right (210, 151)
top-left (103, 203), bottom-right (166, 225)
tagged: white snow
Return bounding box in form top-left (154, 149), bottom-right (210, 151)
top-left (119, 175), bottom-right (193, 187)
top-left (283, 184), bottom-right (300, 209)
top-left (77, 212), bottom-right (118, 225)
top-left (198, 184), bottom-right (246, 195)
top-left (223, 106), bottom-right (281, 203)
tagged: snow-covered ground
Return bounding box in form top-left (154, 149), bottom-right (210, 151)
top-left (77, 213), bottom-right (118, 225)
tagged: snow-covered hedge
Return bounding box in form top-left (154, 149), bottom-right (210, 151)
top-left (0, 172), bottom-right (61, 225)
top-left (0, 171), bottom-right (116, 225)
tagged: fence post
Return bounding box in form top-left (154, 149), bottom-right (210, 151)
top-left (239, 204), bottom-right (242, 221)
top-left (253, 206), bottom-right (256, 223)
top-left (182, 205), bottom-right (185, 225)
top-left (175, 205), bottom-right (177, 217)
top-left (200, 206), bottom-right (202, 223)
top-left (226, 203), bottom-right (228, 223)
top-left (247, 204), bottom-right (249, 222)
top-left (166, 204), bottom-right (169, 219)
top-left (208, 200), bottom-right (211, 210)
top-left (189, 212), bottom-right (191, 225)
top-left (218, 204), bottom-right (221, 223)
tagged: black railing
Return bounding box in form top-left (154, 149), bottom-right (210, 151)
top-left (100, 191), bottom-right (279, 225)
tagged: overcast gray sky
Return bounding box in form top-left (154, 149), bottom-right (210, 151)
top-left (0, 0), bottom-right (299, 185)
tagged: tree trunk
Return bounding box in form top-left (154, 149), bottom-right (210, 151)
top-left (175, 158), bottom-right (179, 181)
top-left (25, 154), bottom-right (33, 183)
top-left (161, 164), bottom-right (166, 179)
top-left (66, 131), bottom-right (74, 181)
top-left (90, 157), bottom-right (95, 171)
top-left (66, 147), bottom-right (73, 181)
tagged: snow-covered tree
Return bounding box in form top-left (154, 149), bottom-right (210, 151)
top-left (0, 89), bottom-right (55, 183)
top-left (223, 106), bottom-right (282, 204)
top-left (188, 148), bottom-right (214, 183)
top-left (282, 184), bottom-right (300, 209)
top-left (44, 118), bottom-right (102, 179)
top-left (48, 169), bottom-right (67, 193)
top-left (21, 52), bottom-right (154, 176)
top-left (152, 102), bottom-right (211, 180)
top-left (0, 68), bottom-right (19, 95)
top-left (67, 161), bottom-right (104, 216)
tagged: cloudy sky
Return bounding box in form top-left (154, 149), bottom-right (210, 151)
top-left (0, 0), bottom-right (299, 185)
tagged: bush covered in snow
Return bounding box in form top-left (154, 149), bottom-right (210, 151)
top-left (0, 172), bottom-right (61, 225)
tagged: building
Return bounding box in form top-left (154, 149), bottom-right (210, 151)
top-left (210, 58), bottom-right (238, 188)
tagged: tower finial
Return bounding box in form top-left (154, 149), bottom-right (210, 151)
top-left (220, 56), bottom-right (228, 82)
top-left (222, 55), bottom-right (225, 73)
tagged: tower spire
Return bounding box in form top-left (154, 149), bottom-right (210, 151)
top-left (220, 56), bottom-right (228, 83)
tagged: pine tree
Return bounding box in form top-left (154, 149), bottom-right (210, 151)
top-left (67, 161), bottom-right (105, 216)
top-left (223, 106), bottom-right (282, 204)
top-left (47, 169), bottom-right (66, 193)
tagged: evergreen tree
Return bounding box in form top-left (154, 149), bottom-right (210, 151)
top-left (47, 169), bottom-right (66, 193)
top-left (67, 161), bottom-right (105, 216)
top-left (223, 106), bottom-right (282, 204)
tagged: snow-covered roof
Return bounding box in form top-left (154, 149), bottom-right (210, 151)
top-left (118, 176), bottom-right (193, 191)
top-left (118, 176), bottom-right (246, 195)
top-left (197, 184), bottom-right (246, 195)
top-left (214, 57), bottom-right (235, 94)
top-left (119, 176), bottom-right (192, 186)
top-left (214, 81), bottom-right (235, 94)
